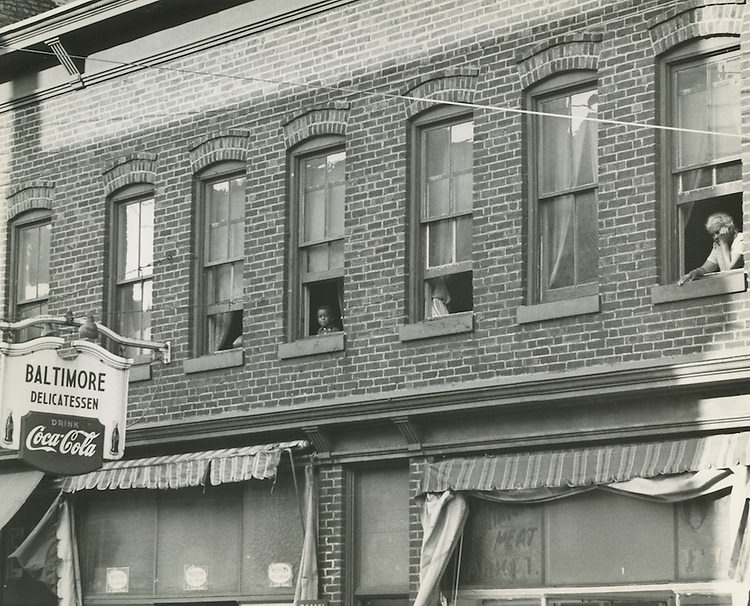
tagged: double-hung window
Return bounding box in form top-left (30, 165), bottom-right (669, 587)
top-left (111, 186), bottom-right (153, 357)
top-left (413, 109), bottom-right (474, 320)
top-left (11, 210), bottom-right (50, 341)
top-left (662, 40), bottom-right (742, 280)
top-left (530, 75), bottom-right (598, 303)
top-left (196, 163), bottom-right (245, 355)
top-left (290, 138), bottom-right (345, 338)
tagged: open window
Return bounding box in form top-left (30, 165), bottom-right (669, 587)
top-left (410, 108), bottom-right (474, 321)
top-left (289, 137), bottom-right (345, 339)
top-left (662, 38), bottom-right (742, 281)
top-left (194, 163), bottom-right (245, 355)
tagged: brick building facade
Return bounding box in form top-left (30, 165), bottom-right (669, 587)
top-left (1, 0), bottom-right (750, 605)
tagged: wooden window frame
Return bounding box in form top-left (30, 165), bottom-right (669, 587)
top-left (408, 106), bottom-right (474, 323)
top-left (9, 209), bottom-right (51, 341)
top-left (193, 162), bottom-right (246, 357)
top-left (287, 135), bottom-right (346, 341)
top-left (659, 37), bottom-right (742, 283)
top-left (108, 184), bottom-right (154, 359)
top-left (526, 71), bottom-right (599, 304)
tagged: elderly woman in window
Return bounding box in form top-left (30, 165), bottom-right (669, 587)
top-left (678, 212), bottom-right (744, 285)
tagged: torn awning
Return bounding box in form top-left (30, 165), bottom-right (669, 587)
top-left (0, 469), bottom-right (44, 530)
top-left (60, 440), bottom-right (309, 492)
top-left (419, 431), bottom-right (750, 494)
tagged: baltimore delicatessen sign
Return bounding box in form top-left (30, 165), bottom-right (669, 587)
top-left (0, 336), bottom-right (131, 475)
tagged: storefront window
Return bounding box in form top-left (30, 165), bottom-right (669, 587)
top-left (77, 473), bottom-right (303, 601)
top-left (447, 491), bottom-right (733, 604)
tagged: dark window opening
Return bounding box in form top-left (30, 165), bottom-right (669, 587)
top-left (210, 308), bottom-right (243, 351)
top-left (307, 279), bottom-right (343, 336)
top-left (681, 193), bottom-right (742, 275)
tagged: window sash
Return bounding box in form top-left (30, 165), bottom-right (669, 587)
top-left (16, 221), bottom-right (50, 306)
top-left (204, 175), bottom-right (245, 266)
top-left (532, 81), bottom-right (599, 302)
top-left (671, 50), bottom-right (741, 171)
top-left (299, 150), bottom-right (345, 247)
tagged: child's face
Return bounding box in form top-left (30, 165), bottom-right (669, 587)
top-left (317, 308), bottom-right (331, 327)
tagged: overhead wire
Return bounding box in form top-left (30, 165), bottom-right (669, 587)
top-left (0, 43), bottom-right (744, 140)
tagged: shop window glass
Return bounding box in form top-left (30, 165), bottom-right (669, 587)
top-left (530, 75), bottom-right (598, 303)
top-left (78, 490), bottom-right (157, 595)
top-left (196, 163), bottom-right (245, 355)
top-left (77, 476), bottom-right (303, 602)
top-left (290, 139), bottom-right (345, 339)
top-left (663, 40), bottom-right (742, 281)
top-left (156, 486), bottom-right (242, 595)
top-left (412, 111), bottom-right (474, 320)
top-left (353, 466), bottom-right (409, 604)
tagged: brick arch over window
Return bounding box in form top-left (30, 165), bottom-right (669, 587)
top-left (282, 102), bottom-right (350, 148)
top-left (188, 130), bottom-right (250, 173)
top-left (7, 182), bottom-right (54, 220)
top-left (648, 2), bottom-right (744, 55)
top-left (402, 69), bottom-right (479, 119)
top-left (102, 153), bottom-right (157, 197)
top-left (516, 33), bottom-right (602, 90)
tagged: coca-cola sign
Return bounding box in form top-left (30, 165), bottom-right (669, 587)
top-left (19, 411), bottom-right (104, 475)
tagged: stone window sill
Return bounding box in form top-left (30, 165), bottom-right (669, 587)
top-left (278, 332), bottom-right (345, 360)
top-left (399, 312), bottom-right (474, 342)
top-left (651, 270), bottom-right (747, 304)
top-left (517, 294), bottom-right (600, 324)
top-left (183, 348), bottom-right (244, 374)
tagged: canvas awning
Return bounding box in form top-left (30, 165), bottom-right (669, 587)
top-left (0, 469), bottom-right (44, 530)
top-left (60, 440), bottom-right (309, 492)
top-left (419, 431), bottom-right (750, 494)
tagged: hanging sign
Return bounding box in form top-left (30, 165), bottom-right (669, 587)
top-left (0, 336), bottom-right (130, 475)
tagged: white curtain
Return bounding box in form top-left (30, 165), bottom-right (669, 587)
top-left (294, 464), bottom-right (319, 604)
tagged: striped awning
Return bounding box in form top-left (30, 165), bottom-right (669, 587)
top-left (60, 440), bottom-right (309, 492)
top-left (419, 432), bottom-right (750, 494)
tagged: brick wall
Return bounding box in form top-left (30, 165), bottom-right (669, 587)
top-left (0, 0), bottom-right (57, 27)
top-left (1, 0), bottom-right (748, 422)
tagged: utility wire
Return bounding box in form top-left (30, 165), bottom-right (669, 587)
top-left (0, 43), bottom-right (744, 140)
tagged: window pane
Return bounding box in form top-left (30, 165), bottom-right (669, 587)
top-left (156, 487), bottom-right (242, 595)
top-left (570, 90), bottom-right (597, 187)
top-left (229, 177), bottom-right (245, 259)
top-left (79, 491), bottom-right (157, 596)
top-left (542, 195), bottom-right (576, 290)
top-left (427, 219), bottom-right (453, 267)
top-left (37, 223), bottom-right (50, 298)
top-left (18, 225), bottom-right (39, 302)
top-left (207, 181), bottom-right (230, 263)
top-left (304, 243), bottom-right (330, 274)
top-left (576, 190), bottom-right (598, 284)
top-left (207, 263), bottom-right (233, 305)
top-left (329, 238), bottom-right (344, 270)
top-left (118, 282), bottom-right (145, 341)
top-left (451, 121), bottom-right (474, 214)
top-left (676, 63), bottom-right (710, 168)
top-left (539, 96), bottom-right (571, 194)
top-left (425, 127), bottom-right (451, 218)
top-left (356, 467), bottom-right (409, 591)
top-left (709, 55), bottom-right (741, 160)
top-left (140, 199), bottom-right (154, 277)
top-left (303, 185), bottom-right (326, 243)
top-left (456, 215), bottom-right (472, 263)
